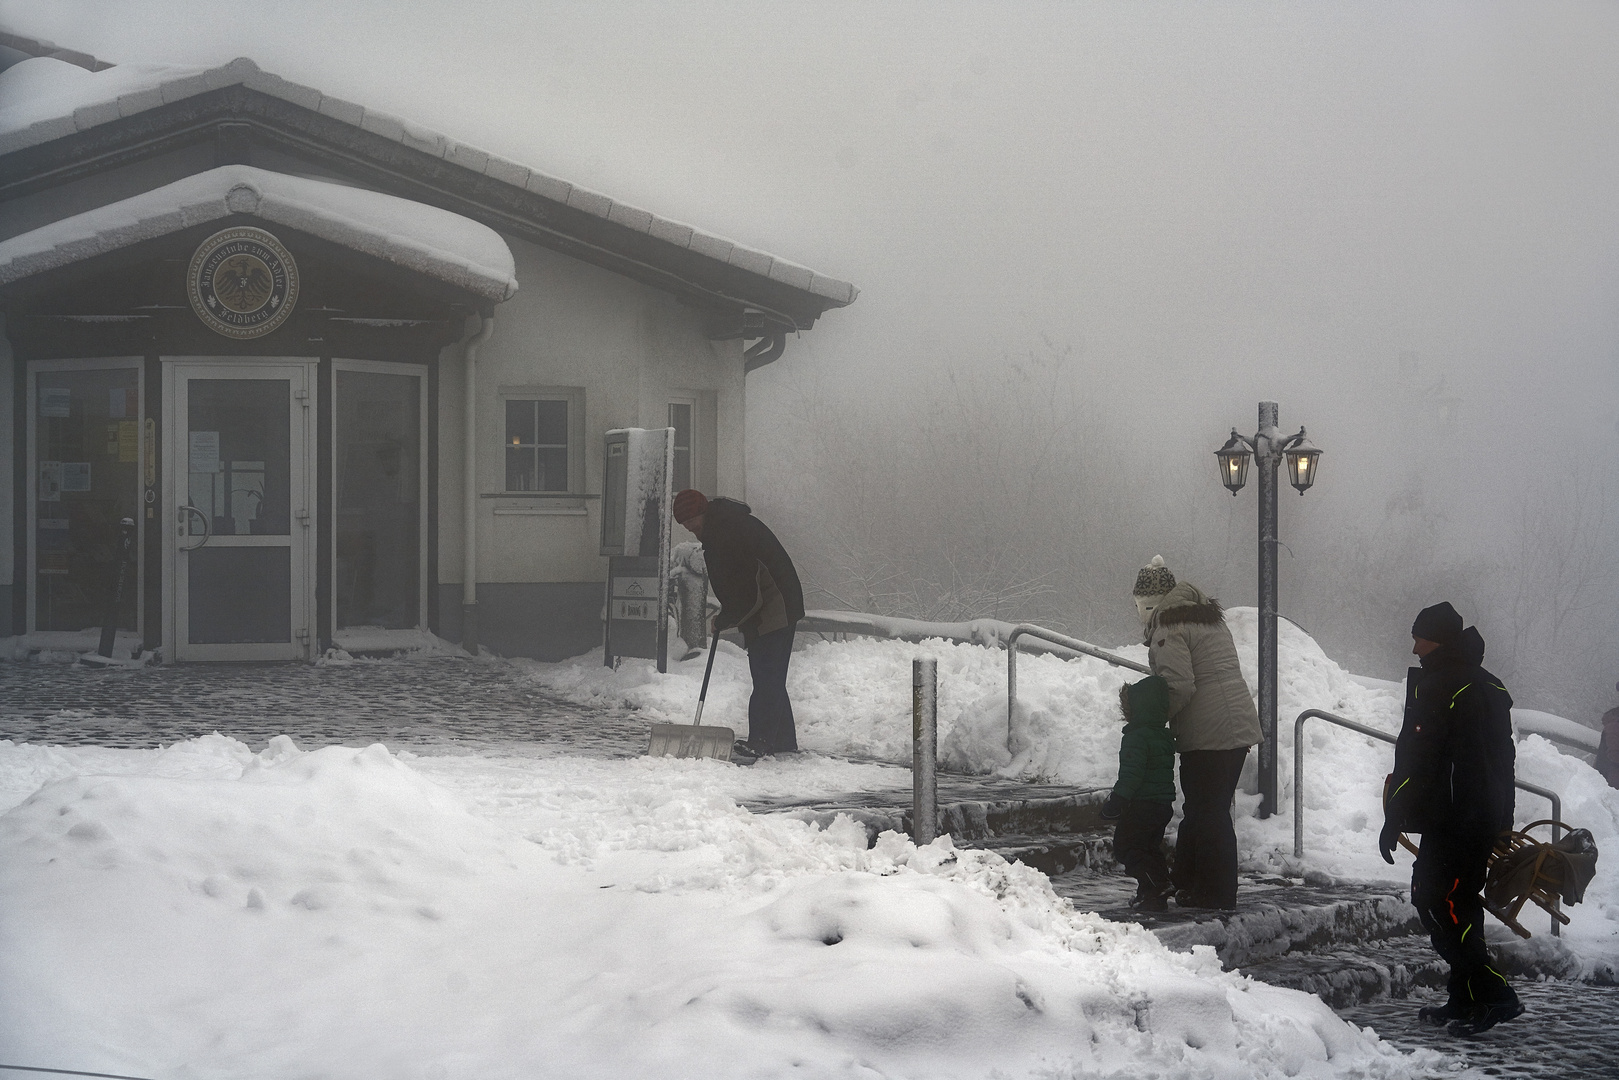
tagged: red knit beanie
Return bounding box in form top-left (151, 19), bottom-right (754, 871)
top-left (672, 489), bottom-right (708, 523)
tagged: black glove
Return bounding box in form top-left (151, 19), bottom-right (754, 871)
top-left (1101, 792), bottom-right (1123, 821)
top-left (1378, 821), bottom-right (1401, 864)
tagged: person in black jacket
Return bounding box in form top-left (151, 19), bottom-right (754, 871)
top-left (672, 490), bottom-right (805, 757)
top-left (1597, 682), bottom-right (1619, 790)
top-left (1380, 601), bottom-right (1522, 1036)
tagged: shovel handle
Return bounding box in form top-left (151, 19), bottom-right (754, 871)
top-left (693, 624), bottom-right (720, 727)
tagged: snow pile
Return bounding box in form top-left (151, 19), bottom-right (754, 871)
top-left (0, 735), bottom-right (1433, 1079)
top-left (2, 610), bottom-right (1613, 1075)
top-left (1512, 708), bottom-right (1601, 753)
top-left (519, 632), bottom-right (1145, 779)
top-left (522, 607), bottom-right (1619, 976)
top-left (322, 627), bottom-right (471, 663)
top-left (0, 628), bottom-right (145, 663)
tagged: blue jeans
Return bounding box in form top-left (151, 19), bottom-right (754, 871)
top-left (746, 624), bottom-right (797, 753)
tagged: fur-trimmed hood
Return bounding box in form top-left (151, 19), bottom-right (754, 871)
top-left (1145, 581), bottom-right (1224, 638)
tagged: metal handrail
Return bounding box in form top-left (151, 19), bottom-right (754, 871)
top-left (1007, 624), bottom-right (1150, 746)
top-left (1294, 707), bottom-right (1564, 936)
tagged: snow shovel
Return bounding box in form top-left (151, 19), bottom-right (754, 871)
top-left (646, 626), bottom-right (734, 761)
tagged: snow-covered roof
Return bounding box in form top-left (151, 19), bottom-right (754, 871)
top-left (0, 164), bottom-right (519, 301)
top-left (0, 56), bottom-right (858, 308)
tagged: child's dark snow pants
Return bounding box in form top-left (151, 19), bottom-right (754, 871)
top-left (1114, 798), bottom-right (1174, 897)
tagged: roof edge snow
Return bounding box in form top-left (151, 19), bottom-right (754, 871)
top-left (0, 56), bottom-right (858, 309)
top-left (0, 163), bottom-right (519, 300)
top-left (0, 29), bottom-right (114, 72)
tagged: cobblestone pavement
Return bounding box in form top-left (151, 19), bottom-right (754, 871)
top-left (0, 655), bottom-right (648, 758)
top-left (1342, 981), bottom-right (1619, 1078)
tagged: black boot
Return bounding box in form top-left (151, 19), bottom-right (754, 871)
top-left (1417, 1001), bottom-right (1466, 1026)
top-left (1130, 888), bottom-right (1170, 913)
top-left (1447, 1000), bottom-right (1525, 1036)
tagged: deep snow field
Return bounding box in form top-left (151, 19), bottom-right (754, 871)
top-left (2, 609), bottom-right (1614, 1079)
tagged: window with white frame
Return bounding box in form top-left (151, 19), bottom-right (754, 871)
top-left (502, 390), bottom-right (581, 492)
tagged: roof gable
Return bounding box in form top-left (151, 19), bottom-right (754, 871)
top-left (0, 57), bottom-right (856, 332)
top-left (0, 164), bottom-right (519, 301)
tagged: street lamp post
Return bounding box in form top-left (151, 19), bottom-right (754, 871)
top-left (1213, 401), bottom-right (1322, 820)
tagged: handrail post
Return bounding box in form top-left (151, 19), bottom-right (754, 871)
top-left (913, 657), bottom-right (938, 846)
top-left (1007, 632), bottom-right (1019, 750)
top-left (1293, 713), bottom-right (1307, 859)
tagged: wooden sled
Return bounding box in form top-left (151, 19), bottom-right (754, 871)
top-left (1481, 819), bottom-right (1581, 939)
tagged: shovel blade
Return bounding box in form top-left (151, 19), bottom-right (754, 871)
top-left (647, 723), bottom-right (735, 761)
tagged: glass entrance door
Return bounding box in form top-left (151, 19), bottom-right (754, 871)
top-left (27, 360), bottom-right (144, 640)
top-left (333, 362), bottom-right (426, 634)
top-left (166, 362), bottom-right (313, 661)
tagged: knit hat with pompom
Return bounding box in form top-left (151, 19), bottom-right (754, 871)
top-left (1132, 555), bottom-right (1176, 597)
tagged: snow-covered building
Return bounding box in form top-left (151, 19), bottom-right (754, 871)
top-left (0, 40), bottom-right (856, 662)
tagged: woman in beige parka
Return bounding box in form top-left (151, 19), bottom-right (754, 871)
top-left (1132, 557), bottom-right (1260, 910)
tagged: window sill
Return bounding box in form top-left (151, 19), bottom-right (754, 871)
top-left (493, 505), bottom-right (587, 516)
top-left (480, 492), bottom-right (601, 499)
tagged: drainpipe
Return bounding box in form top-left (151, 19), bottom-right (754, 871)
top-left (737, 330), bottom-right (788, 503)
top-left (462, 315), bottom-right (494, 656)
top-left (742, 333), bottom-right (786, 374)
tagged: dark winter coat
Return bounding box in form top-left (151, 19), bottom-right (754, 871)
top-left (1385, 626), bottom-right (1516, 837)
top-left (1145, 582), bottom-right (1262, 753)
top-left (1597, 706), bottom-right (1619, 789)
top-left (700, 497), bottom-right (804, 648)
top-left (1114, 676), bottom-right (1177, 803)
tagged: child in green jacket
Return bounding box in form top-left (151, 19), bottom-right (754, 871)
top-left (1101, 675), bottom-right (1178, 911)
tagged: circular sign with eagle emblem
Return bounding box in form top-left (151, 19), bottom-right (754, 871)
top-left (187, 227), bottom-right (299, 339)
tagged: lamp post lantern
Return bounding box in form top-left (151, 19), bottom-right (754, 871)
top-left (1211, 401), bottom-right (1322, 819)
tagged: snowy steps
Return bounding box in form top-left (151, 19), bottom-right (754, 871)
top-left (757, 782), bottom-right (1589, 1010)
top-left (1033, 843), bottom-right (1592, 1006)
top-left (755, 777), bottom-right (1115, 845)
top-left (1239, 934), bottom-right (1449, 1009)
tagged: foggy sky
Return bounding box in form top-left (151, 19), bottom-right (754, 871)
top-left (8, 0), bottom-right (1619, 522)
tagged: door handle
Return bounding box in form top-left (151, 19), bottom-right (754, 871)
top-left (178, 504), bottom-right (211, 551)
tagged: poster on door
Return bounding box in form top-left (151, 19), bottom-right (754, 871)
top-left (39, 388), bottom-right (70, 418)
top-left (118, 421), bottom-right (139, 462)
top-left (61, 463), bottom-right (91, 492)
top-left (38, 461), bottom-right (62, 502)
top-left (37, 518), bottom-right (69, 575)
top-left (189, 431), bottom-right (221, 474)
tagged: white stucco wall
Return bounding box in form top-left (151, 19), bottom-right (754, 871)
top-left (436, 233), bottom-right (747, 587)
